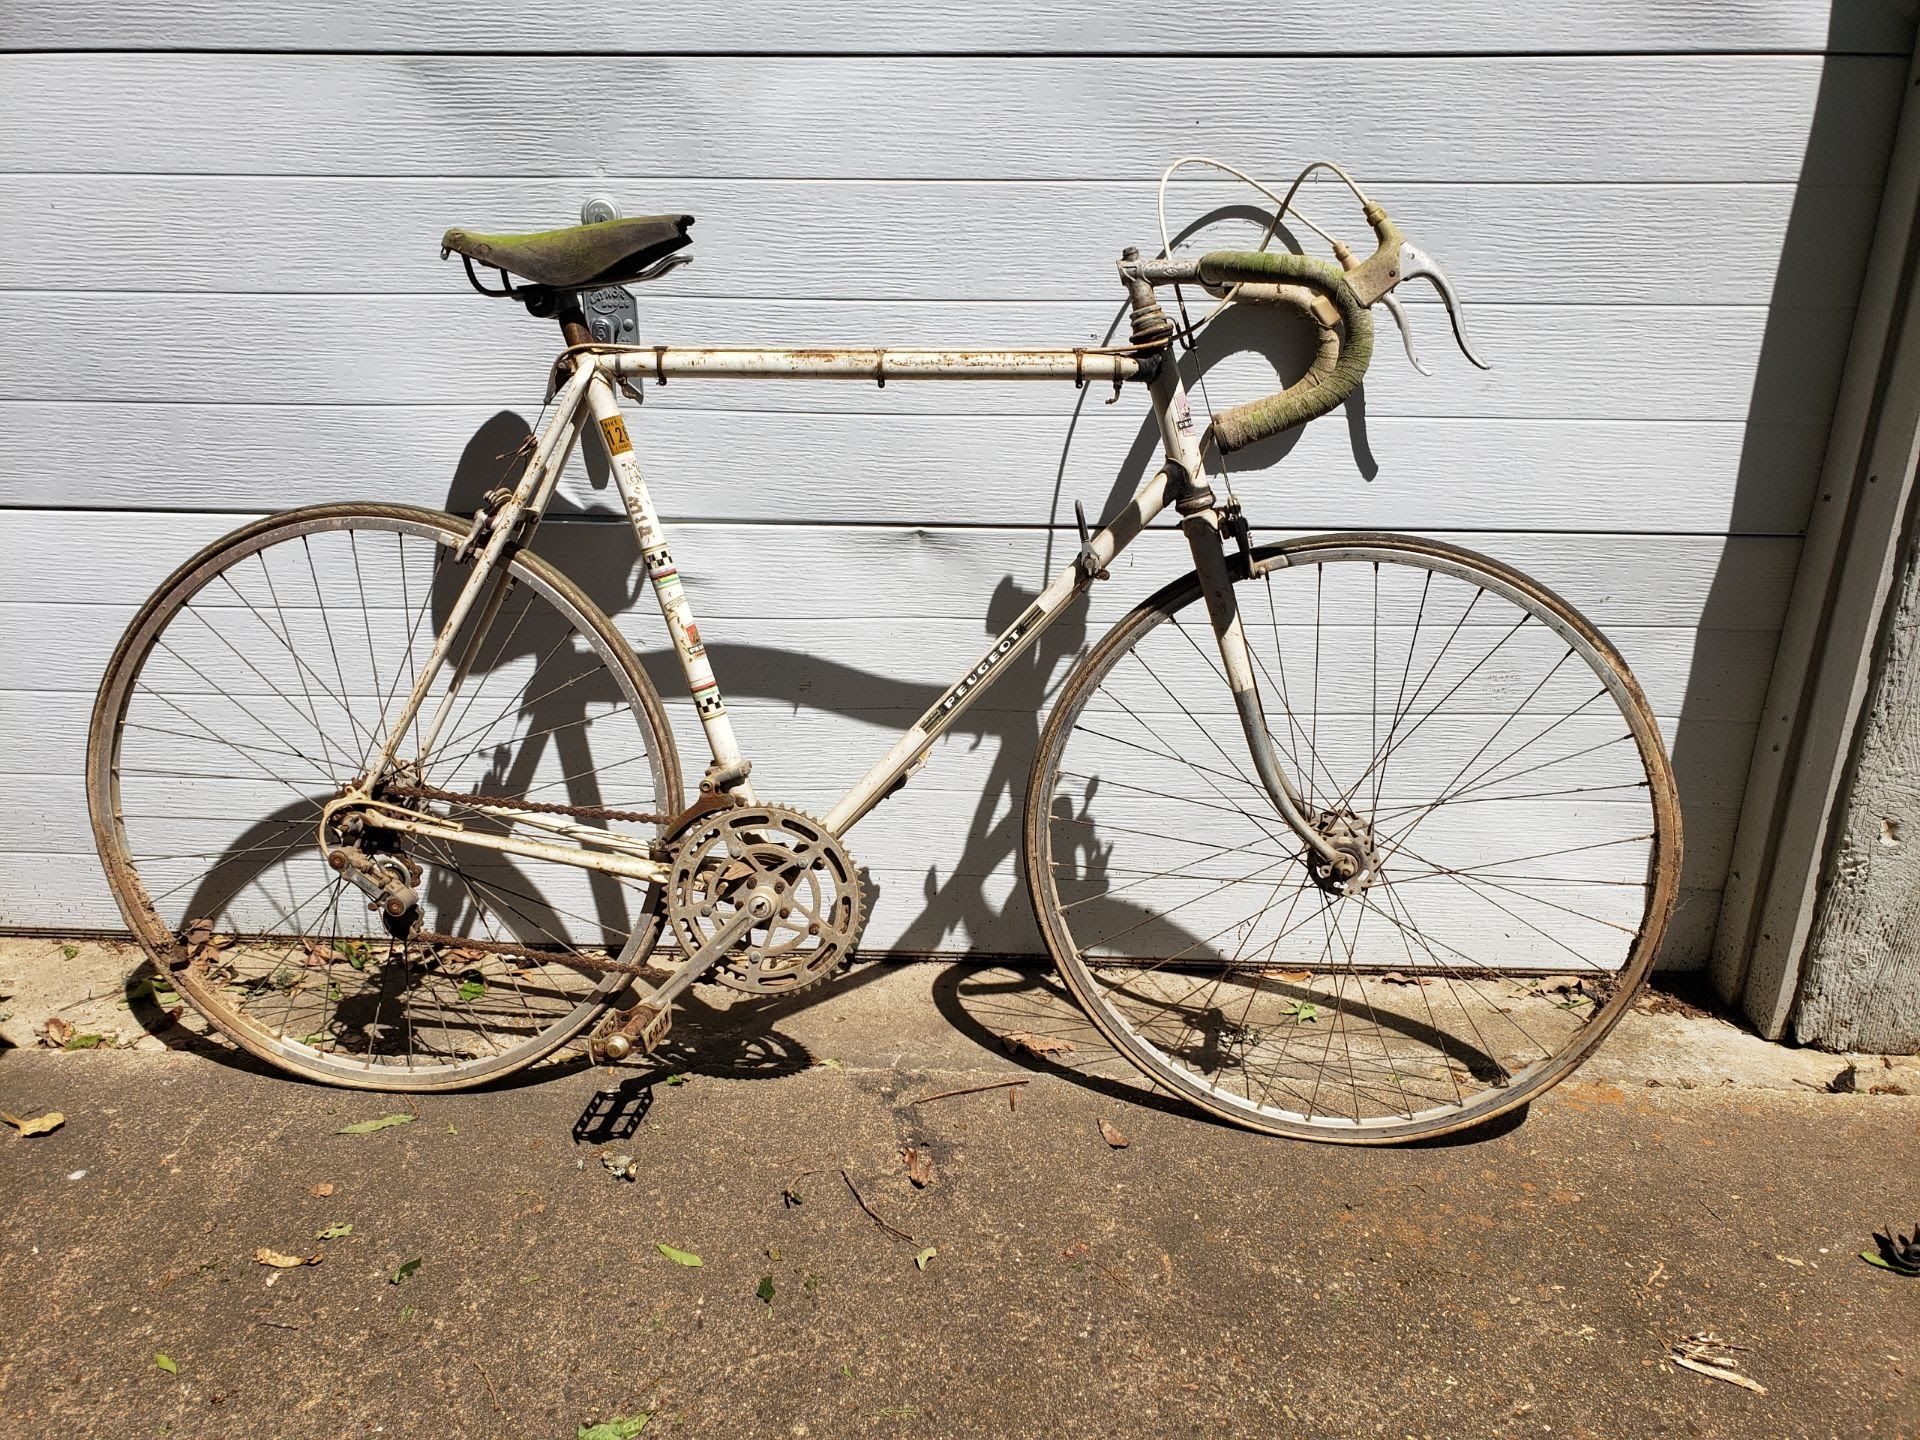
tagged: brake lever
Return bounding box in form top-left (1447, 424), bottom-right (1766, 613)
top-left (1378, 292), bottom-right (1429, 376)
top-left (1396, 243), bottom-right (1491, 370)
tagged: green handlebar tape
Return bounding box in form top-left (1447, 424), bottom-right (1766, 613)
top-left (1194, 251), bottom-right (1374, 453)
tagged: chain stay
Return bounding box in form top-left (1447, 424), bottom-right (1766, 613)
top-left (380, 787), bottom-right (684, 975)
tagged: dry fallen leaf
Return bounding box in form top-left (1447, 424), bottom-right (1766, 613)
top-left (1001, 1030), bottom-right (1075, 1058)
top-left (39, 1017), bottom-right (73, 1049)
top-left (1277, 969), bottom-right (1314, 983)
top-left (253, 1247), bottom-right (321, 1269)
top-left (1667, 1333), bottom-right (1766, 1395)
top-left (1670, 1355), bottom-right (1766, 1394)
top-left (299, 939), bottom-right (340, 969)
top-left (1, 1110), bottom-right (66, 1137)
top-left (182, 917), bottom-right (233, 961)
top-left (310, 1182), bottom-right (335, 1198)
top-left (1097, 1118), bottom-right (1131, 1149)
top-left (1380, 971), bottom-right (1433, 987)
top-left (901, 1147), bottom-right (935, 1189)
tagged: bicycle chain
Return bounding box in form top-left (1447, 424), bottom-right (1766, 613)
top-left (411, 929), bottom-right (658, 977)
top-left (382, 781), bottom-right (669, 826)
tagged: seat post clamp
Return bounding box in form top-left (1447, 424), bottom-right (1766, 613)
top-left (582, 285), bottom-right (639, 346)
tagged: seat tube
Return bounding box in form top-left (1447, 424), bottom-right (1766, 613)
top-left (582, 371), bottom-right (755, 796)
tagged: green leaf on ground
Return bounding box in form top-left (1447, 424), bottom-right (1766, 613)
top-left (63, 1032), bottom-right (109, 1050)
top-left (456, 979), bottom-right (486, 1002)
top-left (154, 1353), bottom-right (177, 1375)
top-left (337, 1114), bottom-right (414, 1135)
top-left (316, 1222), bottom-right (353, 1240)
top-left (655, 1243), bottom-right (702, 1267)
top-left (1860, 1250), bottom-right (1920, 1274)
top-left (60, 943), bottom-right (79, 960)
top-left (756, 1274), bottom-right (775, 1304)
top-left (577, 1417), bottom-right (650, 1440)
top-left (663, 1073), bottom-right (690, 1086)
top-left (390, 1257), bottom-right (422, 1284)
top-left (914, 1246), bottom-right (937, 1271)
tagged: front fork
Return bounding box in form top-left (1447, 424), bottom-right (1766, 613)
top-left (1136, 318), bottom-right (1358, 883)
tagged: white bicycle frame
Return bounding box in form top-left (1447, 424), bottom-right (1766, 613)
top-left (344, 326), bottom-right (1341, 888)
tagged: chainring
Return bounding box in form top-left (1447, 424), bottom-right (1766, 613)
top-left (666, 804), bottom-right (865, 996)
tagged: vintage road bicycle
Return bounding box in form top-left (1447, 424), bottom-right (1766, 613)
top-left (87, 160), bottom-right (1681, 1142)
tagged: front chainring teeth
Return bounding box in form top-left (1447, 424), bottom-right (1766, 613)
top-left (665, 804), bottom-right (866, 996)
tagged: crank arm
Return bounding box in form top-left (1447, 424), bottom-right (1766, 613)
top-left (592, 882), bottom-right (780, 1061)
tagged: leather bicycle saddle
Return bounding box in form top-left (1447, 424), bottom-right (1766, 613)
top-left (441, 214), bottom-right (694, 289)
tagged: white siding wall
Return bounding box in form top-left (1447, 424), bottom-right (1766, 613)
top-left (1, 4), bottom-right (1911, 961)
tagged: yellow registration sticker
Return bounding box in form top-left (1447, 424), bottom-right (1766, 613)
top-left (599, 415), bottom-right (633, 454)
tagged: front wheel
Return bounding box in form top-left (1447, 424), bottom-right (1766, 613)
top-left (1025, 533), bottom-right (1681, 1143)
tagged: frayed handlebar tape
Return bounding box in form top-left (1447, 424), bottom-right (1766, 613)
top-left (1195, 251), bottom-right (1374, 453)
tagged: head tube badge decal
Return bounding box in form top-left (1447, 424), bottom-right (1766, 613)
top-left (1173, 391), bottom-right (1194, 432)
top-left (599, 414), bottom-right (633, 454)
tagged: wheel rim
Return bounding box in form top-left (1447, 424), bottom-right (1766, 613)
top-left (90, 509), bottom-right (678, 1086)
top-left (1031, 537), bottom-right (1680, 1139)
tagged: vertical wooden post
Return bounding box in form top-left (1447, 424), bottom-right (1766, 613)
top-left (1714, 42), bottom-right (1920, 1044)
top-left (1796, 481), bottom-right (1920, 1051)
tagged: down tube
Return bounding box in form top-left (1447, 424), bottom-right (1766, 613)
top-left (823, 467), bottom-right (1176, 834)
top-left (581, 374), bottom-right (756, 794)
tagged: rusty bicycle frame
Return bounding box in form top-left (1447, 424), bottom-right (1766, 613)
top-left (325, 187), bottom-right (1491, 993)
top-left (333, 315), bottom-right (1344, 883)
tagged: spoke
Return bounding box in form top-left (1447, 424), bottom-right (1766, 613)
top-left (1375, 568), bottom-right (1431, 820)
top-left (1259, 570), bottom-right (1318, 799)
top-left (1389, 838), bottom-right (1638, 945)
top-left (251, 550), bottom-right (349, 777)
top-left (347, 530), bottom-right (391, 758)
top-left (1337, 606), bottom-right (1527, 817)
top-left (1120, 642), bottom-right (1301, 854)
top-left (1350, 586), bottom-right (1488, 816)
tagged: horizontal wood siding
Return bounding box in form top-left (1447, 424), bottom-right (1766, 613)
top-left (7, 3), bottom-right (1914, 54)
top-left (0, 5), bottom-right (1902, 966)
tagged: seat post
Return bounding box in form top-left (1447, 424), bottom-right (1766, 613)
top-left (555, 294), bottom-right (593, 349)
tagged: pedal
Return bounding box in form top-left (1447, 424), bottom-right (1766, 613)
top-left (591, 1001), bottom-right (672, 1063)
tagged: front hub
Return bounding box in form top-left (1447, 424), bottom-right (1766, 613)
top-left (1305, 808), bottom-right (1384, 896)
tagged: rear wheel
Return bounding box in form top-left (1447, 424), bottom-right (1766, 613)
top-left (1025, 533), bottom-right (1681, 1142)
top-left (88, 504), bottom-right (682, 1090)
